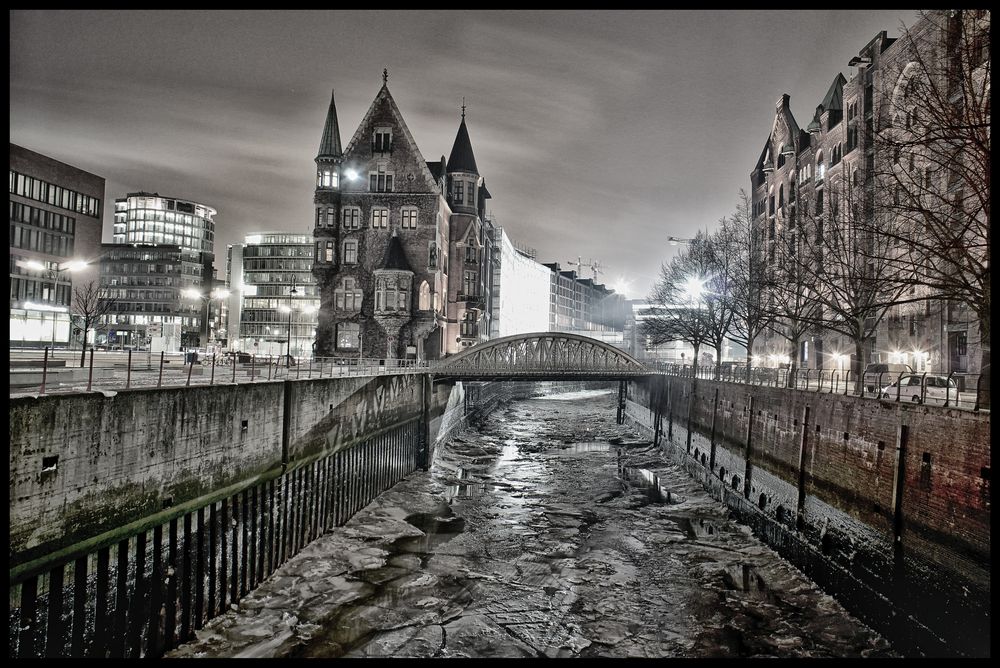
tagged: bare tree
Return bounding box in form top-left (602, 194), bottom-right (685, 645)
top-left (644, 231), bottom-right (728, 373)
top-left (720, 190), bottom-right (774, 382)
top-left (871, 9), bottom-right (990, 377)
top-left (795, 170), bottom-right (909, 392)
top-left (72, 281), bottom-right (118, 367)
top-left (766, 188), bottom-right (823, 386)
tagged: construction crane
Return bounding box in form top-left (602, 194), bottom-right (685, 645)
top-left (567, 257), bottom-right (605, 281)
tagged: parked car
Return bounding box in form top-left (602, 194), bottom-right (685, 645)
top-left (863, 362), bottom-right (913, 393)
top-left (222, 351), bottom-right (253, 364)
top-left (880, 374), bottom-right (958, 404)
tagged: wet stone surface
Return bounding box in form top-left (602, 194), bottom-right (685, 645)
top-left (167, 388), bottom-right (896, 658)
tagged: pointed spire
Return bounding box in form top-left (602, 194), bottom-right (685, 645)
top-left (382, 68), bottom-right (389, 86)
top-left (381, 231), bottom-right (413, 272)
top-left (447, 107), bottom-right (479, 175)
top-left (317, 88), bottom-right (342, 160)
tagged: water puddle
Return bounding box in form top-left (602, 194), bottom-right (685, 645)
top-left (621, 466), bottom-right (677, 505)
top-left (557, 441), bottom-right (610, 454)
top-left (388, 502), bottom-right (467, 556)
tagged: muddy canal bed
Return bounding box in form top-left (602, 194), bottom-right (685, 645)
top-left (167, 388), bottom-right (895, 658)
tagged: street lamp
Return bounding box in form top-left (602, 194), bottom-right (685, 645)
top-left (19, 258), bottom-right (88, 346)
top-left (183, 287), bottom-right (232, 350)
top-left (282, 284), bottom-right (298, 367)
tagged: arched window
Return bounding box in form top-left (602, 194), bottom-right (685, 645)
top-left (418, 281), bottom-right (430, 310)
top-left (778, 184), bottom-right (784, 209)
top-left (816, 151), bottom-right (825, 182)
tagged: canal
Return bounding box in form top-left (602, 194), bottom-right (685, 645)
top-left (168, 386), bottom-right (895, 658)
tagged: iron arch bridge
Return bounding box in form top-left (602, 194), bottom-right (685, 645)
top-left (431, 332), bottom-right (652, 380)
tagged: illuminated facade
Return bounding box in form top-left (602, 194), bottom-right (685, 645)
top-left (750, 11), bottom-right (988, 375)
top-left (543, 262), bottom-right (627, 347)
top-left (98, 243), bottom-right (203, 350)
top-left (226, 233), bottom-right (318, 357)
top-left (310, 78), bottom-right (498, 361)
top-left (489, 226), bottom-right (550, 338)
top-left (111, 192), bottom-right (217, 347)
top-left (9, 144), bottom-right (104, 348)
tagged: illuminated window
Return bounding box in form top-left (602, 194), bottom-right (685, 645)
top-left (317, 169), bottom-right (338, 189)
top-left (371, 207), bottom-right (389, 229)
top-left (401, 207), bottom-right (418, 229)
top-left (418, 281), bottom-right (430, 310)
top-left (337, 322), bottom-right (359, 349)
top-left (343, 206), bottom-right (361, 229)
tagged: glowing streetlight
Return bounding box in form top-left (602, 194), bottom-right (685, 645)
top-left (681, 276), bottom-right (707, 302)
top-left (345, 168), bottom-right (359, 181)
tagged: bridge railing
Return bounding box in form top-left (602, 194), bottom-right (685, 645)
top-left (646, 362), bottom-right (989, 412)
top-left (10, 348), bottom-right (429, 396)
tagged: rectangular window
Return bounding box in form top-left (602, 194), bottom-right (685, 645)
top-left (344, 240), bottom-right (358, 264)
top-left (369, 173), bottom-right (394, 193)
top-left (343, 207), bottom-right (360, 229)
top-left (465, 246), bottom-right (478, 264)
top-left (325, 241), bottom-right (335, 263)
top-left (815, 191), bottom-right (824, 215)
top-left (373, 130), bottom-right (392, 152)
top-left (463, 270), bottom-right (476, 296)
top-left (337, 322), bottom-right (360, 349)
top-left (401, 209), bottom-right (418, 229)
top-left (454, 181), bottom-right (464, 204)
top-left (371, 208), bottom-right (389, 229)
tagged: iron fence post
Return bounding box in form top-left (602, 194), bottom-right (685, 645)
top-left (87, 348), bottom-right (95, 391)
top-left (40, 346), bottom-right (49, 395)
top-left (126, 350), bottom-right (132, 389)
top-left (158, 351), bottom-right (164, 388)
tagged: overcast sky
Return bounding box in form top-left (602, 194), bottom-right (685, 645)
top-left (10, 10), bottom-right (919, 298)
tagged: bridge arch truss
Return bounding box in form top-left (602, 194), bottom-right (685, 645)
top-left (432, 332), bottom-right (650, 380)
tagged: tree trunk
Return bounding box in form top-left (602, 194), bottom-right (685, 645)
top-left (744, 335), bottom-right (756, 383)
top-left (80, 329), bottom-right (88, 368)
top-left (853, 338), bottom-right (865, 395)
top-left (714, 342), bottom-right (723, 380)
top-left (692, 342), bottom-right (701, 377)
top-left (787, 337), bottom-right (799, 388)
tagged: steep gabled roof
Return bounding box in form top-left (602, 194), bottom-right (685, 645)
top-left (381, 231), bottom-right (413, 272)
top-left (316, 89), bottom-right (342, 160)
top-left (447, 116), bottom-right (479, 175)
top-left (426, 160), bottom-right (444, 182)
top-left (343, 83), bottom-right (439, 190)
top-left (819, 73), bottom-right (847, 112)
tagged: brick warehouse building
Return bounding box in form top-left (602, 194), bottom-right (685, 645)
top-left (311, 75), bottom-right (495, 361)
top-left (749, 10), bottom-right (989, 379)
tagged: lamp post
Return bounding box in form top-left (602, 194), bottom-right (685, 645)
top-left (21, 259), bottom-right (88, 346)
top-left (285, 284), bottom-right (298, 367)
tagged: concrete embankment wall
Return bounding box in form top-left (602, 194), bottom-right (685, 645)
top-left (7, 374), bottom-right (567, 658)
top-left (9, 372), bottom-right (476, 659)
top-left (624, 375), bottom-right (990, 658)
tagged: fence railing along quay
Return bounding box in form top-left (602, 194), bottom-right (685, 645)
top-left (645, 362), bottom-right (989, 412)
top-left (9, 348), bottom-right (429, 396)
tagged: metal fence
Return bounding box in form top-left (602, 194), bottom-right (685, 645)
top-left (647, 362), bottom-right (989, 412)
top-left (10, 348), bottom-right (429, 396)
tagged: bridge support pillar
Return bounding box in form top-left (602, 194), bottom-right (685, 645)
top-left (616, 380), bottom-right (627, 425)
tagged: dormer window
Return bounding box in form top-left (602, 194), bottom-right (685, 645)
top-left (373, 127), bottom-right (392, 153)
top-left (317, 169), bottom-right (338, 189)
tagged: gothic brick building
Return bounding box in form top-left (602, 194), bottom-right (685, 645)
top-left (311, 75), bottom-right (493, 361)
